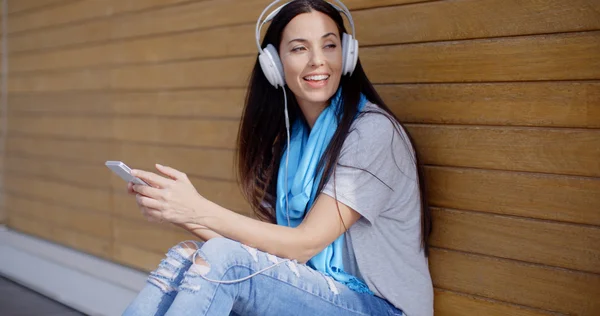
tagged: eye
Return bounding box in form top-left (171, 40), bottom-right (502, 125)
top-left (291, 46), bottom-right (306, 52)
top-left (324, 44), bottom-right (337, 50)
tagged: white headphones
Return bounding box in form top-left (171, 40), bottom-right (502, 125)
top-left (255, 0), bottom-right (359, 88)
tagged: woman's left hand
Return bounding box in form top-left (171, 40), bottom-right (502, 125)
top-left (130, 164), bottom-right (207, 225)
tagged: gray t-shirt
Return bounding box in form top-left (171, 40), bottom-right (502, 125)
top-left (322, 102), bottom-right (434, 316)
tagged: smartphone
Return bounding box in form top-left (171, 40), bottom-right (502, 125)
top-left (105, 161), bottom-right (150, 186)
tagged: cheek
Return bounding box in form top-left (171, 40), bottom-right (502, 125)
top-left (281, 55), bottom-right (306, 86)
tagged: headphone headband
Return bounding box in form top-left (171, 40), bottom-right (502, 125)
top-left (255, 0), bottom-right (356, 54)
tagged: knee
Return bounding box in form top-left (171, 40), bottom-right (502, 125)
top-left (192, 238), bottom-right (254, 272)
top-left (169, 240), bottom-right (203, 260)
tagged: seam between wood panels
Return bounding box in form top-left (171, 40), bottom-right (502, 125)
top-left (7, 0), bottom-right (211, 36)
top-left (433, 287), bottom-right (567, 316)
top-left (6, 0), bottom-right (78, 17)
top-left (423, 164), bottom-right (600, 182)
top-left (4, 79), bottom-right (599, 96)
top-left (7, 24), bottom-right (600, 63)
top-left (430, 206), bottom-right (600, 230)
top-left (3, 132), bottom-right (237, 151)
top-left (430, 247), bottom-right (600, 277)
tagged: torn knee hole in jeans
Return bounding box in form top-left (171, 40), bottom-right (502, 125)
top-left (189, 251), bottom-right (211, 276)
top-left (175, 240), bottom-right (199, 258)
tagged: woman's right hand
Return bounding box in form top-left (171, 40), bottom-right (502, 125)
top-left (127, 182), bottom-right (223, 240)
top-left (127, 182), bottom-right (162, 223)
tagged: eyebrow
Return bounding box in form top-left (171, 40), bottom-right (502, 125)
top-left (288, 32), bottom-right (337, 45)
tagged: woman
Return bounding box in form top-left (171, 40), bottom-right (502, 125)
top-left (123, 0), bottom-right (433, 315)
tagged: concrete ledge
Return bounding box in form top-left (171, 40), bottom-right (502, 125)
top-left (0, 226), bottom-right (148, 316)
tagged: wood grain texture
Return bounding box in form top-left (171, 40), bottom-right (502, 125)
top-left (9, 213), bottom-right (112, 259)
top-left (7, 82), bottom-right (600, 129)
top-left (6, 193), bottom-right (112, 239)
top-left (426, 166), bottom-right (600, 226)
top-left (2, 172), bottom-right (112, 213)
top-left (407, 124), bottom-right (600, 177)
top-left (7, 0), bottom-right (74, 15)
top-left (112, 217), bottom-right (196, 253)
top-left (430, 248), bottom-right (600, 315)
top-left (9, 0), bottom-right (599, 60)
top-left (430, 208), bottom-right (600, 274)
top-left (362, 31), bottom-right (600, 83)
top-left (9, 32), bottom-right (600, 92)
top-left (355, 0), bottom-right (600, 46)
top-left (434, 289), bottom-right (557, 316)
top-left (380, 81), bottom-right (600, 128)
top-left (6, 134), bottom-right (117, 164)
top-left (112, 243), bottom-right (165, 272)
top-left (7, 0), bottom-right (435, 53)
top-left (8, 0), bottom-right (192, 34)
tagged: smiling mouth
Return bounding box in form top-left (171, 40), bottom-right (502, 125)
top-left (303, 74), bottom-right (330, 82)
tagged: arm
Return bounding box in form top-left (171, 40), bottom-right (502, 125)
top-left (176, 222), bottom-right (223, 241)
top-left (198, 193), bottom-right (361, 263)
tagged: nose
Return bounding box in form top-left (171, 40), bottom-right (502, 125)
top-left (310, 49), bottom-right (325, 67)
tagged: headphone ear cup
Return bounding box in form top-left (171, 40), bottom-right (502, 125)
top-left (342, 33), bottom-right (358, 76)
top-left (259, 44), bottom-right (285, 88)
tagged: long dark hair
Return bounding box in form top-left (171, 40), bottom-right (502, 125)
top-left (236, 0), bottom-right (432, 256)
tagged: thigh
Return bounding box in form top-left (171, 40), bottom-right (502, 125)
top-left (193, 238), bottom-right (400, 316)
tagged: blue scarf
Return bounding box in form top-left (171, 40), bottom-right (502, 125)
top-left (276, 88), bottom-right (373, 294)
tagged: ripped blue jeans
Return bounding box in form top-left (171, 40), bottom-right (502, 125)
top-left (123, 237), bottom-right (403, 316)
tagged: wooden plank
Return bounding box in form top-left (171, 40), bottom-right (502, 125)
top-left (109, 56), bottom-right (254, 90)
top-left (10, 24), bottom-right (256, 73)
top-left (4, 135), bottom-right (236, 181)
top-left (8, 115), bottom-right (113, 139)
top-left (380, 81), bottom-right (600, 128)
top-left (8, 89), bottom-right (245, 119)
top-left (407, 125), bottom-right (600, 177)
top-left (117, 143), bottom-right (236, 181)
top-left (112, 116), bottom-right (239, 149)
top-left (9, 68), bottom-right (111, 92)
top-left (9, 0), bottom-right (192, 34)
top-left (362, 31), bottom-right (600, 83)
top-left (7, 0), bottom-right (268, 54)
top-left (5, 193), bottom-right (112, 239)
top-left (8, 92), bottom-right (112, 114)
top-left (7, 0), bottom-right (433, 54)
top-left (112, 243), bottom-right (164, 272)
top-left (112, 217), bottom-right (196, 254)
top-left (3, 154), bottom-right (111, 189)
top-left (434, 289), bottom-right (556, 316)
top-left (3, 172), bottom-right (112, 213)
top-left (9, 0), bottom-right (599, 58)
top-left (7, 0), bottom-right (73, 15)
top-left (111, 89), bottom-right (244, 119)
top-left (355, 0), bottom-right (600, 46)
top-left (430, 248), bottom-right (600, 315)
top-left (430, 208), bottom-right (600, 274)
top-left (9, 32), bottom-right (600, 92)
top-left (426, 166), bottom-right (600, 226)
top-left (6, 134), bottom-right (117, 164)
top-left (8, 213), bottom-right (112, 259)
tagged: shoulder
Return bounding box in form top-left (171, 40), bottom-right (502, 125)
top-left (346, 102), bottom-right (408, 151)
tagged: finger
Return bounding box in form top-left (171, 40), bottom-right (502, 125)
top-left (127, 182), bottom-right (135, 195)
top-left (131, 169), bottom-right (172, 188)
top-left (156, 164), bottom-right (189, 182)
top-left (136, 194), bottom-right (163, 210)
top-left (141, 207), bottom-right (163, 223)
top-left (133, 184), bottom-right (163, 199)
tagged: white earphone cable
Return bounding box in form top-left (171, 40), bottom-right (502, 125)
top-left (192, 87), bottom-right (292, 285)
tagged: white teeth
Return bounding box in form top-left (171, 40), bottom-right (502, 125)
top-left (304, 75), bottom-right (329, 81)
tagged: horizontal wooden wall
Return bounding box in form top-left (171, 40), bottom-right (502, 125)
top-left (2, 0), bottom-right (599, 315)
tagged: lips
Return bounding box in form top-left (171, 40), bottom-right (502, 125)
top-left (303, 74), bottom-right (330, 81)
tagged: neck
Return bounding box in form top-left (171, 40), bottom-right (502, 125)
top-left (296, 99), bottom-right (328, 129)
